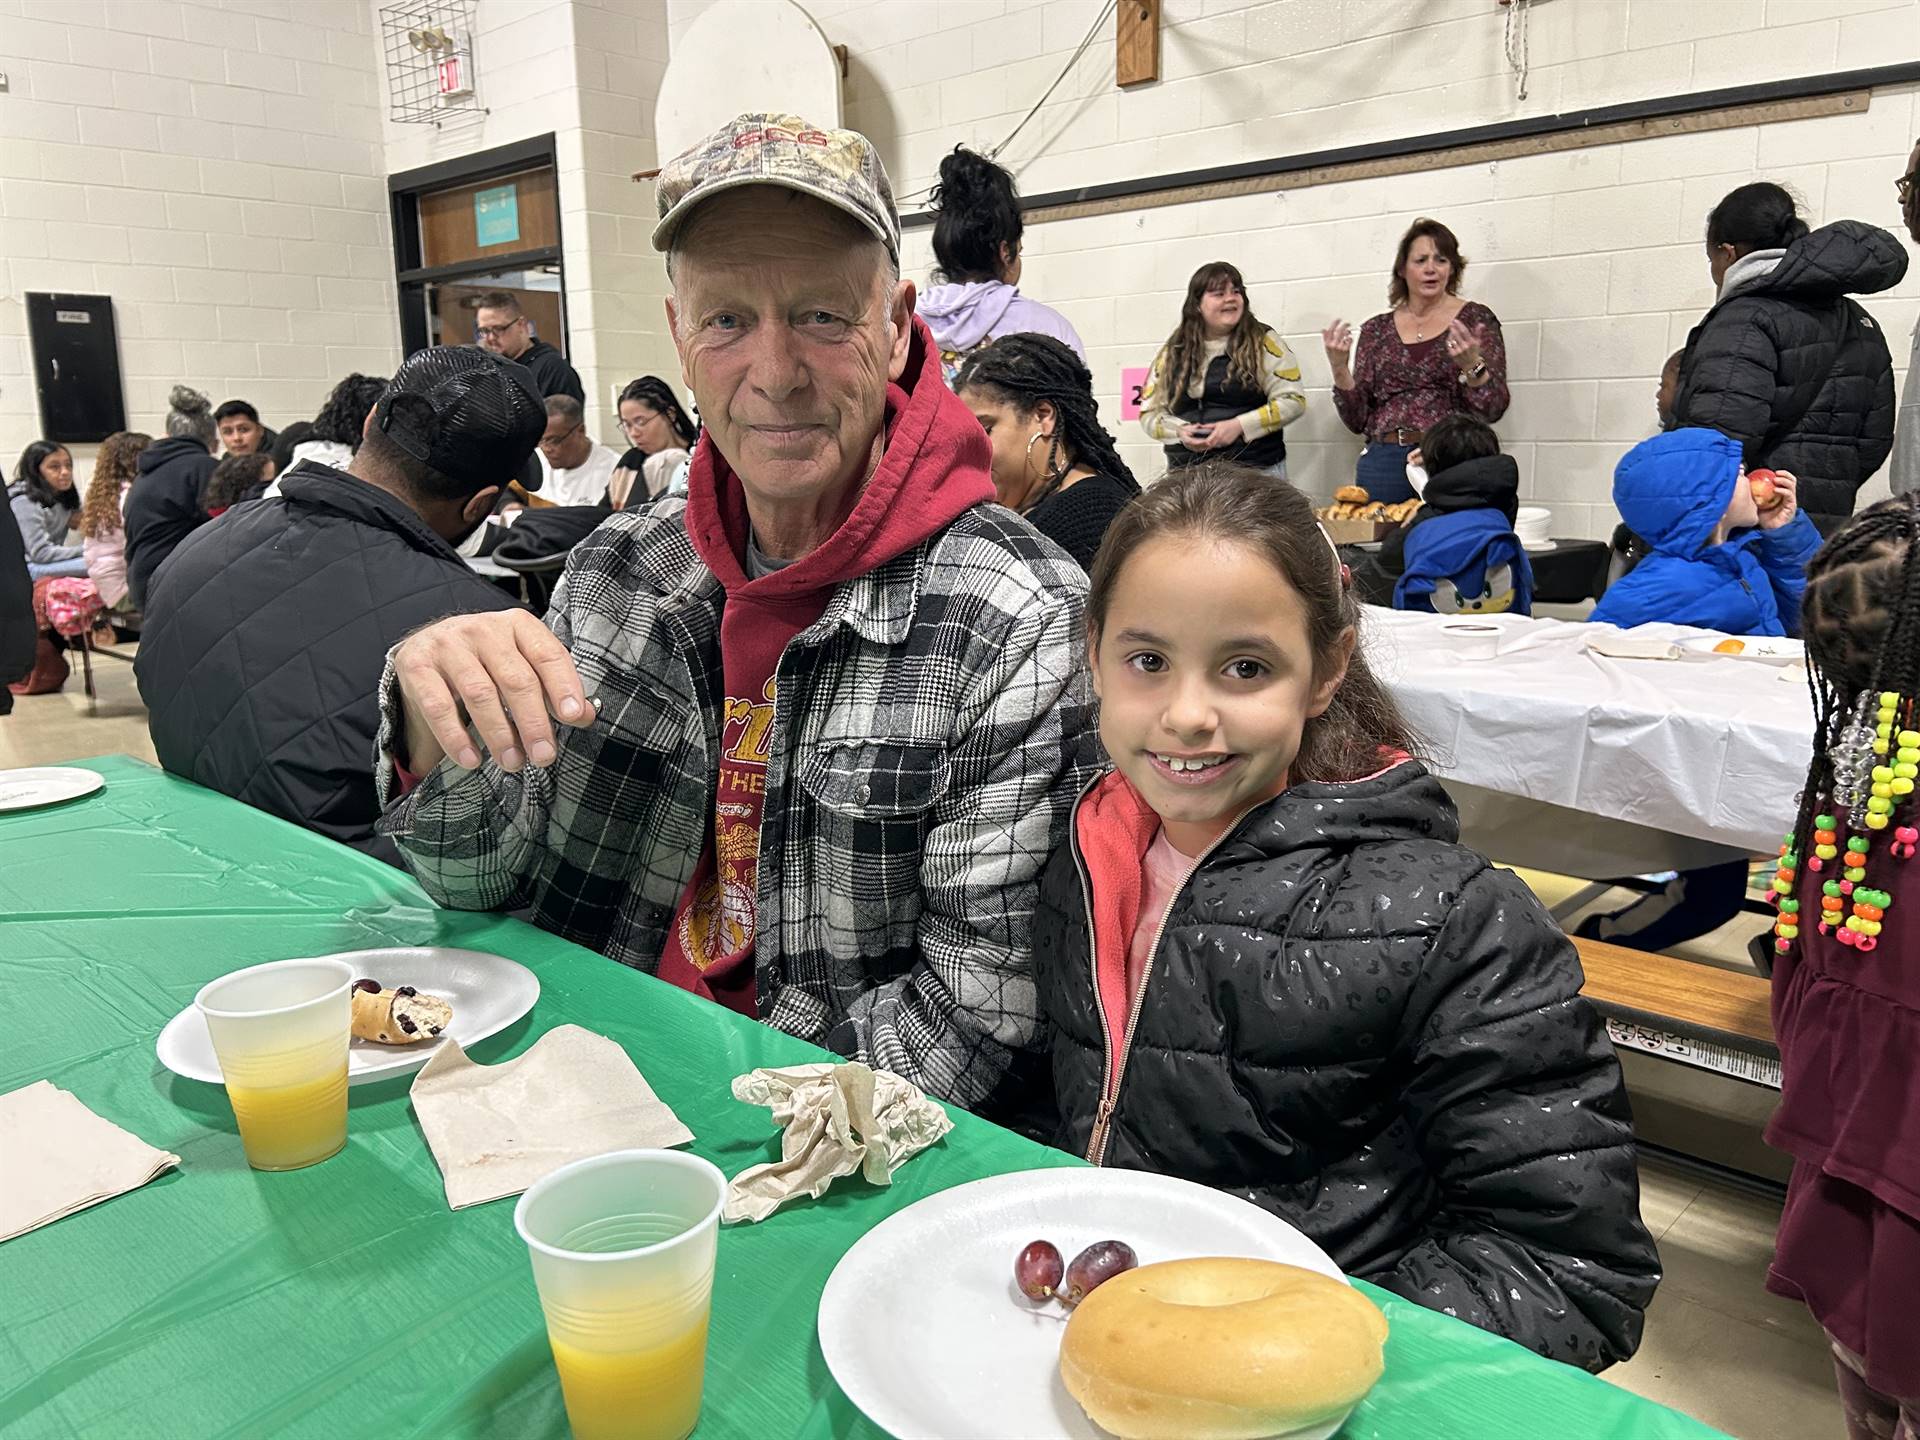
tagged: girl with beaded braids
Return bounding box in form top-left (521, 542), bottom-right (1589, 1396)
top-left (1762, 493), bottom-right (1920, 1435)
top-left (954, 333), bottom-right (1141, 571)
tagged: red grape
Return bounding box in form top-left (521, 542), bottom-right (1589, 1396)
top-left (1061, 1240), bottom-right (1137, 1306)
top-left (1014, 1239), bottom-right (1063, 1301)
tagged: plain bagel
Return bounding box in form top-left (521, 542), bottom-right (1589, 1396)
top-left (1058, 1257), bottom-right (1388, 1440)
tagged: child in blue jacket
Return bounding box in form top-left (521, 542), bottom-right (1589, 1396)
top-left (1591, 427), bottom-right (1820, 636)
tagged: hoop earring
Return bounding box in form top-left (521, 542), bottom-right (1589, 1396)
top-left (1025, 429), bottom-right (1053, 477)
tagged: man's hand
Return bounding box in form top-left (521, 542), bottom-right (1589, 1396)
top-left (392, 610), bottom-right (591, 774)
top-left (1757, 469), bottom-right (1800, 530)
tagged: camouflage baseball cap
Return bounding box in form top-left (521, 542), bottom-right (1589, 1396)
top-left (650, 112), bottom-right (900, 262)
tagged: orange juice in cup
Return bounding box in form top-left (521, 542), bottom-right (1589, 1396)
top-left (515, 1150), bottom-right (727, 1440)
top-left (548, 1319), bottom-right (710, 1440)
top-left (195, 958), bottom-right (354, 1171)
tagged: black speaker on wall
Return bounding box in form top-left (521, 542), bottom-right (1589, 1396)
top-left (26, 292), bottom-right (128, 443)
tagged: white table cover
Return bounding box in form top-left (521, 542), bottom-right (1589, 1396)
top-left (1362, 609), bottom-right (1814, 855)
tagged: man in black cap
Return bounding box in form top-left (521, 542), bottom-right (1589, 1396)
top-left (135, 346), bottom-right (547, 863)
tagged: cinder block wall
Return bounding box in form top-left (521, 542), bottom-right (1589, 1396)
top-left (1, 0), bottom-right (400, 467)
top-left (667, 0), bottom-right (1920, 538)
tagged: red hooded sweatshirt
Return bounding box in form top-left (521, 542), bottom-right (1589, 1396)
top-left (653, 316), bottom-right (995, 1015)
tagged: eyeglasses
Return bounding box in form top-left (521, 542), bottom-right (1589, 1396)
top-left (1898, 169), bottom-right (1919, 202)
top-left (538, 422), bottom-right (582, 451)
top-left (619, 409), bottom-right (662, 435)
top-left (475, 319), bottom-right (524, 339)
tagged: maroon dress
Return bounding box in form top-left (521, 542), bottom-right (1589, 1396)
top-left (1767, 831), bottom-right (1920, 1397)
top-left (1331, 299), bottom-right (1511, 437)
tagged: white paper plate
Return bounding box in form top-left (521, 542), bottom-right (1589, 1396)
top-left (819, 1168), bottom-right (1353, 1440)
top-left (1676, 634), bottom-right (1805, 666)
top-left (158, 947), bottom-right (540, 1086)
top-left (0, 766), bottom-right (104, 813)
top-left (1522, 538), bottom-right (1558, 552)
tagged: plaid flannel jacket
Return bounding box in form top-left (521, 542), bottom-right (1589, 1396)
top-left (376, 497), bottom-right (1101, 1110)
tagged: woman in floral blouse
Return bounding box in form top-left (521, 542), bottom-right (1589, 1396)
top-left (1323, 217), bottom-right (1509, 502)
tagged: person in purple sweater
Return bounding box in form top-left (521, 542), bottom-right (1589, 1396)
top-left (921, 147), bottom-right (1084, 386)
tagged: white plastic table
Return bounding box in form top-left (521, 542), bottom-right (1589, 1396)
top-left (1362, 609), bottom-right (1814, 865)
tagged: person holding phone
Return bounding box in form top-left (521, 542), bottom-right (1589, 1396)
top-left (1139, 262), bottom-right (1305, 478)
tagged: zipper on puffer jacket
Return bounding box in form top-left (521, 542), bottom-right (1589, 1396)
top-left (1076, 794), bottom-right (1251, 1168)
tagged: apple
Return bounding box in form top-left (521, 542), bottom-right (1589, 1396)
top-left (1749, 469), bottom-right (1783, 511)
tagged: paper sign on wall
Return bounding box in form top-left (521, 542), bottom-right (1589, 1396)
top-left (1120, 366), bottom-right (1150, 422)
top-left (474, 184), bottom-right (520, 247)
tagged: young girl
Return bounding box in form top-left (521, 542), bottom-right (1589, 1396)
top-left (1139, 262), bottom-right (1306, 478)
top-left (1766, 494), bottom-right (1920, 1437)
top-left (202, 452), bottom-right (275, 516)
top-left (1034, 465), bottom-right (1658, 1372)
top-left (80, 431), bottom-right (149, 614)
top-left (955, 333), bottom-right (1141, 570)
top-left (8, 441), bottom-right (85, 580)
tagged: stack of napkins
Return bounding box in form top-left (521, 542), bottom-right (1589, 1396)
top-left (723, 1061), bottom-right (953, 1223)
top-left (0, 1081), bottom-right (180, 1243)
top-left (410, 1025), bottom-right (693, 1209)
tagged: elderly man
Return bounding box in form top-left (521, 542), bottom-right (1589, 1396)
top-left (376, 114), bottom-right (1099, 1111)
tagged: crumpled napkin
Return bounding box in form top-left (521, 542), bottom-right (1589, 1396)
top-left (409, 1025), bottom-right (693, 1210)
top-left (723, 1061), bottom-right (952, 1223)
top-left (0, 1081), bottom-right (181, 1243)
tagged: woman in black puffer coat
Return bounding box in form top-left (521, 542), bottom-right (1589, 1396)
top-left (1034, 466), bottom-right (1658, 1373)
top-left (1675, 182), bottom-right (1907, 532)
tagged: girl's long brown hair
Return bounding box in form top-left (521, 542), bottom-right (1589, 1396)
top-left (80, 431), bottom-right (151, 540)
top-left (1087, 463), bottom-right (1419, 784)
top-left (1161, 262), bottom-right (1270, 406)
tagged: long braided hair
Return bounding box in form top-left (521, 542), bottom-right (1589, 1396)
top-left (1779, 495), bottom-right (1920, 948)
top-left (953, 332), bottom-right (1138, 513)
top-left (618, 375), bottom-right (698, 449)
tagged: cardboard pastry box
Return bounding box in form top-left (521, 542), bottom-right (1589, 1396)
top-left (1320, 518), bottom-right (1399, 543)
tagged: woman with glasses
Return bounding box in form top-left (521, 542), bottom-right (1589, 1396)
top-left (1668, 181), bottom-right (1907, 532)
top-left (1323, 218), bottom-right (1508, 505)
top-left (607, 376), bottom-right (698, 509)
top-left (1139, 261), bottom-right (1306, 479)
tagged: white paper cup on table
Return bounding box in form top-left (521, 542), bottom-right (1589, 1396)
top-left (194, 958), bottom-right (354, 1172)
top-left (515, 1149), bottom-right (727, 1440)
top-left (1440, 620), bottom-right (1503, 660)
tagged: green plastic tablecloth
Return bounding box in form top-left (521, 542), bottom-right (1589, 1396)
top-left (0, 758), bottom-right (1727, 1440)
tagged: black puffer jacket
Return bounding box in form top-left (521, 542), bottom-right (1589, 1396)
top-left (1375, 452), bottom-right (1520, 581)
top-left (1675, 220), bottom-right (1907, 529)
top-left (1035, 763), bottom-right (1659, 1371)
top-left (134, 463), bottom-right (519, 863)
top-left (123, 435), bottom-right (217, 609)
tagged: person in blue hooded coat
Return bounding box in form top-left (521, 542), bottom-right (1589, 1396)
top-left (1591, 426), bottom-right (1820, 637)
